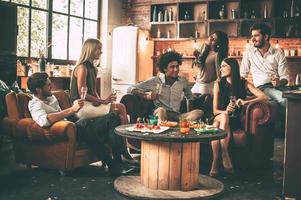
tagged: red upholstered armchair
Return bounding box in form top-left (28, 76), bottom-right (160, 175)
top-left (121, 94), bottom-right (278, 168)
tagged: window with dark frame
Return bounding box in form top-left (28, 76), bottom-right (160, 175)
top-left (1, 0), bottom-right (99, 63)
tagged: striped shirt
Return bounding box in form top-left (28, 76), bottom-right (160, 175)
top-left (127, 73), bottom-right (192, 113)
top-left (240, 46), bottom-right (289, 87)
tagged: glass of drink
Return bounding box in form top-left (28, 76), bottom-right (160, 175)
top-left (155, 83), bottom-right (162, 95)
top-left (268, 73), bottom-right (278, 81)
top-left (295, 74), bottom-right (301, 86)
top-left (80, 86), bottom-right (88, 100)
top-left (229, 96), bottom-right (237, 117)
top-left (111, 88), bottom-right (118, 111)
top-left (179, 117), bottom-right (190, 134)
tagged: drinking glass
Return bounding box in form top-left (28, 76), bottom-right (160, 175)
top-left (80, 86), bottom-right (88, 100)
top-left (268, 73), bottom-right (278, 81)
top-left (111, 88), bottom-right (118, 111)
top-left (295, 74), bottom-right (301, 86)
top-left (155, 83), bottom-right (162, 95)
top-left (229, 96), bottom-right (237, 117)
top-left (179, 117), bottom-right (190, 134)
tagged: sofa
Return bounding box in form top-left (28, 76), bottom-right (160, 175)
top-left (121, 94), bottom-right (278, 168)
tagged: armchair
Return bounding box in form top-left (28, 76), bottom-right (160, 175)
top-left (121, 94), bottom-right (278, 168)
top-left (2, 91), bottom-right (98, 172)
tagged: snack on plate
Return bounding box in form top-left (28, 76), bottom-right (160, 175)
top-left (159, 121), bottom-right (178, 127)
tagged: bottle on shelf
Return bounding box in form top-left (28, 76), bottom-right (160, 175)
top-left (158, 11), bottom-right (162, 22)
top-left (195, 30), bottom-right (199, 39)
top-left (157, 28), bottom-right (161, 38)
top-left (219, 5), bottom-right (226, 19)
top-left (263, 4), bottom-right (267, 18)
top-left (251, 10), bottom-right (256, 19)
top-left (152, 6), bottom-right (157, 22)
top-left (283, 10), bottom-right (288, 18)
top-left (167, 30), bottom-right (171, 38)
top-left (38, 51), bottom-right (46, 72)
top-left (184, 10), bottom-right (189, 20)
top-left (231, 9), bottom-right (237, 19)
top-left (203, 11), bottom-right (207, 20)
top-left (164, 9), bottom-right (168, 22)
top-left (275, 40), bottom-right (280, 49)
top-left (169, 8), bottom-right (173, 21)
top-left (243, 11), bottom-right (248, 18)
top-left (291, 0), bottom-right (295, 17)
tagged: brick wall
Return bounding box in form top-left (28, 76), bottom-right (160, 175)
top-left (123, 0), bottom-right (301, 84)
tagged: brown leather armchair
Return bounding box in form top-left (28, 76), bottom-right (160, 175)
top-left (121, 94), bottom-right (278, 168)
top-left (2, 90), bottom-right (128, 172)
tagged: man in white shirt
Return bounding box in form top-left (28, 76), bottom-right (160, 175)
top-left (27, 72), bottom-right (132, 177)
top-left (241, 23), bottom-right (289, 115)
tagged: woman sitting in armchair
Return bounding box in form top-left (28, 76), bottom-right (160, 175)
top-left (210, 57), bottom-right (268, 177)
top-left (69, 38), bottom-right (135, 163)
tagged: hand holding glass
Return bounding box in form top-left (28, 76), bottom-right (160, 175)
top-left (111, 89), bottom-right (118, 111)
top-left (229, 96), bottom-right (237, 117)
top-left (80, 87), bottom-right (88, 100)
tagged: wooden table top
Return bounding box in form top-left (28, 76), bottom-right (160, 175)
top-left (115, 124), bottom-right (226, 143)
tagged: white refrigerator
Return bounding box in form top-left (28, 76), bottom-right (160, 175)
top-left (111, 26), bottom-right (154, 101)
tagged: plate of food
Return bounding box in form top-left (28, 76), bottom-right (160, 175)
top-left (159, 121), bottom-right (178, 127)
top-left (194, 125), bottom-right (218, 134)
top-left (126, 124), bottom-right (170, 134)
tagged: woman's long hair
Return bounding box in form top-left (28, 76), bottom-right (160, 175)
top-left (199, 31), bottom-right (229, 69)
top-left (76, 38), bottom-right (101, 66)
top-left (223, 57), bottom-right (242, 96)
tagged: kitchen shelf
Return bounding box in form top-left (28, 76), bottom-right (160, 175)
top-left (150, 0), bottom-right (301, 39)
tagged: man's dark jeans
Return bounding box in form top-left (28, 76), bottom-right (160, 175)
top-left (74, 112), bottom-right (122, 165)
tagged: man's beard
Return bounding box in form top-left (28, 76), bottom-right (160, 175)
top-left (254, 39), bottom-right (265, 48)
top-left (42, 91), bottom-right (52, 97)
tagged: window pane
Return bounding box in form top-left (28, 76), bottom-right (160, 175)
top-left (85, 0), bottom-right (98, 20)
top-left (84, 20), bottom-right (97, 40)
top-left (11, 0), bottom-right (29, 5)
top-left (52, 14), bottom-right (67, 59)
top-left (31, 10), bottom-right (47, 58)
top-left (32, 0), bottom-right (48, 9)
top-left (70, 0), bottom-right (83, 17)
top-left (17, 7), bottom-right (29, 57)
top-left (69, 17), bottom-right (83, 60)
top-left (53, 0), bottom-right (68, 14)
